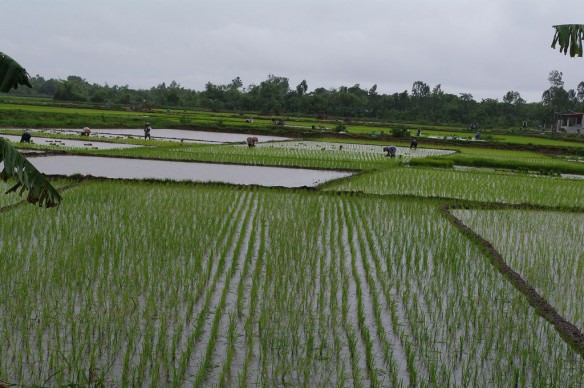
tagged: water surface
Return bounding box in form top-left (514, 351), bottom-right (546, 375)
top-left (28, 155), bottom-right (353, 187)
top-left (33, 128), bottom-right (290, 144)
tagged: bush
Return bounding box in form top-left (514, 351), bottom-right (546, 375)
top-left (335, 121), bottom-right (346, 132)
top-left (390, 126), bottom-right (410, 138)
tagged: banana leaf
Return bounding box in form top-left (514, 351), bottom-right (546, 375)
top-left (0, 52), bottom-right (32, 92)
top-left (0, 138), bottom-right (62, 208)
top-left (551, 24), bottom-right (584, 58)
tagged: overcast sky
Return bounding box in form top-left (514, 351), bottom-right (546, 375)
top-left (1, 0), bottom-right (582, 103)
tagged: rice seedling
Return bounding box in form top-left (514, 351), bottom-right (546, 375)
top-left (324, 166), bottom-right (584, 207)
top-left (1, 180), bottom-right (584, 385)
top-left (453, 208), bottom-right (584, 331)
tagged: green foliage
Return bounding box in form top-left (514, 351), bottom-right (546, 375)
top-left (0, 52), bottom-right (32, 92)
top-left (551, 24), bottom-right (584, 58)
top-left (390, 126), bottom-right (410, 138)
top-left (3, 71), bottom-right (572, 129)
top-left (0, 138), bottom-right (62, 207)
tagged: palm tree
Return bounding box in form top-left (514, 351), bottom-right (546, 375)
top-left (551, 24), bottom-right (584, 58)
top-left (0, 52), bottom-right (61, 208)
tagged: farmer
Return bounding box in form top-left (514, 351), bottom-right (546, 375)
top-left (410, 138), bottom-right (418, 149)
top-left (81, 127), bottom-right (91, 136)
top-left (20, 130), bottom-right (32, 143)
top-left (383, 145), bottom-right (397, 158)
top-left (416, 127), bottom-right (422, 136)
top-left (246, 136), bottom-right (258, 147)
top-left (144, 122), bottom-right (152, 140)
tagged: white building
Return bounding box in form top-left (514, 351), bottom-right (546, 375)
top-left (556, 113), bottom-right (583, 134)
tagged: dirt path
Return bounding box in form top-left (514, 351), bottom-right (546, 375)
top-left (440, 203), bottom-right (584, 360)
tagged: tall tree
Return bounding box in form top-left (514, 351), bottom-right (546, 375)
top-left (296, 79), bottom-right (308, 96)
top-left (542, 70), bottom-right (570, 112)
top-left (411, 81), bottom-right (430, 99)
top-left (576, 81), bottom-right (584, 102)
top-left (430, 84), bottom-right (444, 120)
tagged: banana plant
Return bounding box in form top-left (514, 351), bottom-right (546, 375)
top-left (0, 52), bottom-right (32, 92)
top-left (551, 24), bottom-right (584, 58)
top-left (0, 52), bottom-right (61, 208)
top-left (0, 139), bottom-right (62, 207)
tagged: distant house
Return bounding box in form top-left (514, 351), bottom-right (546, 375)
top-left (556, 112), bottom-right (583, 134)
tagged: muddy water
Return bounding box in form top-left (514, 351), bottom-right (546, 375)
top-left (0, 134), bottom-right (140, 150)
top-left (28, 155), bottom-right (353, 187)
top-left (34, 128), bottom-right (290, 144)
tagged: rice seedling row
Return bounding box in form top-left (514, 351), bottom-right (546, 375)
top-left (325, 167), bottom-right (584, 207)
top-left (2, 182), bottom-right (584, 385)
top-left (100, 140), bottom-right (449, 171)
top-left (452, 208), bottom-right (584, 333)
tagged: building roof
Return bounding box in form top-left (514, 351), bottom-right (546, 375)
top-left (558, 112), bottom-right (584, 118)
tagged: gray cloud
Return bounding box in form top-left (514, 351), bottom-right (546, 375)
top-left (1, 0), bottom-right (582, 103)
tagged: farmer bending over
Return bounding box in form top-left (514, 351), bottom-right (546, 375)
top-left (383, 145), bottom-right (397, 158)
top-left (246, 136), bottom-right (258, 147)
top-left (20, 130), bottom-right (32, 143)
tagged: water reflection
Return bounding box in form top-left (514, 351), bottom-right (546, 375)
top-left (32, 128), bottom-right (290, 144)
top-left (29, 155), bottom-right (353, 187)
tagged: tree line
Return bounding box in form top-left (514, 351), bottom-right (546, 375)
top-left (9, 71), bottom-right (584, 129)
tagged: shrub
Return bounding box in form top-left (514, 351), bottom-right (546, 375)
top-left (335, 121), bottom-right (346, 132)
top-left (390, 126), bottom-right (410, 138)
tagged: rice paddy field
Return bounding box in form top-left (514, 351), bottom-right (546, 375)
top-left (1, 129), bottom-right (584, 386)
top-left (324, 167), bottom-right (584, 208)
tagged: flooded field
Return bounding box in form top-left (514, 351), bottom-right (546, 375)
top-left (32, 128), bottom-right (290, 144)
top-left (27, 155), bottom-right (353, 187)
top-left (2, 182), bottom-right (583, 386)
top-left (257, 140), bottom-right (456, 158)
top-left (0, 134), bottom-right (140, 150)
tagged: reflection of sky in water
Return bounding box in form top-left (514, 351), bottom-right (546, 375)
top-left (29, 155), bottom-right (353, 187)
top-left (31, 128), bottom-right (290, 144)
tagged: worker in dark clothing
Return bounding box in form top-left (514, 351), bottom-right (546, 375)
top-left (383, 145), bottom-right (397, 158)
top-left (20, 130), bottom-right (32, 143)
top-left (144, 123), bottom-right (152, 140)
top-left (410, 138), bottom-right (418, 149)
